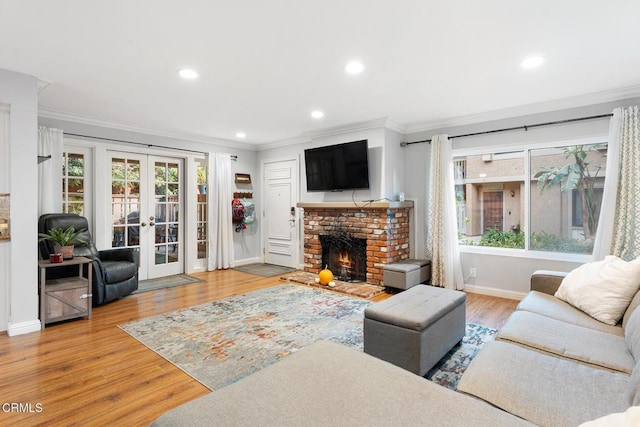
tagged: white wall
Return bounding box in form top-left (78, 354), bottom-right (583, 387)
top-left (384, 128), bottom-right (406, 201)
top-left (0, 68), bottom-right (39, 335)
top-left (403, 97), bottom-right (640, 297)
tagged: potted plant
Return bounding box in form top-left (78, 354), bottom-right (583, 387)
top-left (38, 226), bottom-right (87, 260)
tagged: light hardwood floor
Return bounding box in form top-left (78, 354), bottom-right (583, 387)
top-left (0, 270), bottom-right (519, 426)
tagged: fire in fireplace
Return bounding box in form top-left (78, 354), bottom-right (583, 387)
top-left (320, 234), bottom-right (367, 282)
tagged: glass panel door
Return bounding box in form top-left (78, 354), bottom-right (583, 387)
top-left (109, 152), bottom-right (183, 280)
top-left (111, 156), bottom-right (142, 250)
top-left (149, 158), bottom-right (182, 277)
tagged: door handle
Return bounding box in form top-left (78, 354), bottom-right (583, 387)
top-left (149, 216), bottom-right (155, 221)
top-left (141, 222), bottom-right (147, 227)
top-left (149, 222), bottom-right (155, 227)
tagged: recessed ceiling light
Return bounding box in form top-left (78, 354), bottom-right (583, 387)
top-left (311, 110), bottom-right (324, 119)
top-left (178, 68), bottom-right (199, 79)
top-left (235, 132), bottom-right (246, 139)
top-left (345, 61), bottom-right (364, 75)
top-left (520, 56), bottom-right (545, 69)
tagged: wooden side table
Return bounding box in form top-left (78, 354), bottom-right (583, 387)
top-left (39, 257), bottom-right (93, 328)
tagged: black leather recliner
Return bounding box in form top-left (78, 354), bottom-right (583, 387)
top-left (38, 213), bottom-right (139, 306)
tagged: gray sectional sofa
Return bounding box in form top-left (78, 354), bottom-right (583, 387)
top-left (153, 271), bottom-right (639, 426)
top-left (458, 270), bottom-right (640, 426)
top-left (152, 340), bottom-right (533, 427)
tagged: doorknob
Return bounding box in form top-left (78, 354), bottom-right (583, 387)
top-left (149, 216), bottom-right (155, 221)
top-left (149, 222), bottom-right (155, 227)
top-left (141, 222), bottom-right (147, 227)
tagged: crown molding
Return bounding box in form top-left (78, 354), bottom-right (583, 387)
top-left (38, 108), bottom-right (257, 151)
top-left (304, 117), bottom-right (403, 140)
top-left (257, 135), bottom-right (311, 151)
top-left (404, 85), bottom-right (640, 135)
top-left (37, 78), bottom-right (53, 94)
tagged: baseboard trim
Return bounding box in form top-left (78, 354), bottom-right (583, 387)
top-left (7, 319), bottom-right (41, 336)
top-left (233, 257), bottom-right (262, 267)
top-left (463, 284), bottom-right (526, 301)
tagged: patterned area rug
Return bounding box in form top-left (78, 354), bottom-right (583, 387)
top-left (120, 284), bottom-right (370, 390)
top-left (232, 263), bottom-right (297, 277)
top-left (120, 284), bottom-right (497, 391)
top-left (426, 323), bottom-right (498, 390)
top-left (132, 274), bottom-right (202, 294)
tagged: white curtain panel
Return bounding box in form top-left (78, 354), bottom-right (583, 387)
top-left (593, 106), bottom-right (640, 261)
top-left (207, 152), bottom-right (235, 270)
top-left (37, 126), bottom-right (63, 216)
top-left (425, 134), bottom-right (464, 290)
top-left (0, 105), bottom-right (9, 190)
top-left (611, 106), bottom-right (640, 260)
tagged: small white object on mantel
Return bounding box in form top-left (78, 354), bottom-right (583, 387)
top-left (314, 277), bottom-right (320, 283)
top-left (328, 281), bottom-right (336, 287)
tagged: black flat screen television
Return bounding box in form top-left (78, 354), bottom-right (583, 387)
top-left (304, 139), bottom-right (370, 191)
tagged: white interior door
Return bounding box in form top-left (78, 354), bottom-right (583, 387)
top-left (109, 152), bottom-right (183, 280)
top-left (263, 158), bottom-right (298, 268)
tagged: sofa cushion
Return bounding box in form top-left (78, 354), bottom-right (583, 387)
top-left (625, 307), bottom-right (640, 360)
top-left (152, 341), bottom-right (533, 427)
top-left (627, 363), bottom-right (640, 407)
top-left (517, 291), bottom-right (623, 336)
top-left (458, 341), bottom-right (630, 427)
top-left (497, 310), bottom-right (634, 374)
top-left (555, 255), bottom-right (640, 326)
top-left (623, 290), bottom-right (640, 329)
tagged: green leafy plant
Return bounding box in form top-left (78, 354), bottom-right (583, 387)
top-left (534, 144), bottom-right (605, 238)
top-left (530, 231), bottom-right (593, 254)
top-left (478, 229), bottom-right (525, 249)
top-left (38, 226), bottom-right (87, 246)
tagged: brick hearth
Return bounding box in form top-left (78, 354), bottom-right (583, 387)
top-left (298, 202), bottom-right (414, 286)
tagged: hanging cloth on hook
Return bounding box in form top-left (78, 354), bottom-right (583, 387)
top-left (232, 198), bottom-right (246, 232)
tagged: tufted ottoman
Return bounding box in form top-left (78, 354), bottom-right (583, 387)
top-left (364, 284), bottom-right (466, 375)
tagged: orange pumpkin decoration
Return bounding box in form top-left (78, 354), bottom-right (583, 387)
top-left (318, 265), bottom-right (333, 285)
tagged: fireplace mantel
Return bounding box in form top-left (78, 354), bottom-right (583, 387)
top-left (297, 201), bottom-right (414, 209)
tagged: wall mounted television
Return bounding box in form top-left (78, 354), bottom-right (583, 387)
top-left (304, 139), bottom-right (370, 192)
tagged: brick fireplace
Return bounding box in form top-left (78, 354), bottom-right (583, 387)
top-left (299, 202), bottom-right (414, 286)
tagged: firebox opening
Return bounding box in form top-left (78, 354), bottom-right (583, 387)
top-left (320, 234), bottom-right (367, 282)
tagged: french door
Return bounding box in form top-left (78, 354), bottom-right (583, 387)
top-left (109, 152), bottom-right (184, 280)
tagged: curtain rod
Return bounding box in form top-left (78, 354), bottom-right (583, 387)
top-left (63, 132), bottom-right (238, 159)
top-left (399, 113), bottom-right (613, 147)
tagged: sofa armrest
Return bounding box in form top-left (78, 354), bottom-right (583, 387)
top-left (530, 270), bottom-right (568, 295)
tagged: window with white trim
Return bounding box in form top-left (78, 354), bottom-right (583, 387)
top-left (455, 141), bottom-right (607, 255)
top-left (196, 162), bottom-right (208, 259)
top-left (62, 146), bottom-right (93, 229)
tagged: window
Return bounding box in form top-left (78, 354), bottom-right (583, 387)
top-left (455, 141), bottom-right (607, 255)
top-left (62, 152), bottom-right (86, 215)
top-left (196, 163), bottom-right (208, 259)
top-left (62, 146), bottom-right (92, 229)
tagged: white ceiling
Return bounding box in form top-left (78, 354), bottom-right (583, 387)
top-left (1, 1), bottom-right (640, 146)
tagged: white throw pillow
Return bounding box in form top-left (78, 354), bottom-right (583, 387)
top-left (579, 406), bottom-right (640, 427)
top-left (555, 256), bottom-right (640, 326)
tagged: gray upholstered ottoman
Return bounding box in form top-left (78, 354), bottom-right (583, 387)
top-left (383, 259), bottom-right (431, 290)
top-left (364, 284), bottom-right (466, 375)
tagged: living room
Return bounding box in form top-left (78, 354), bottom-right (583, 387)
top-left (2, 1), bottom-right (640, 425)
